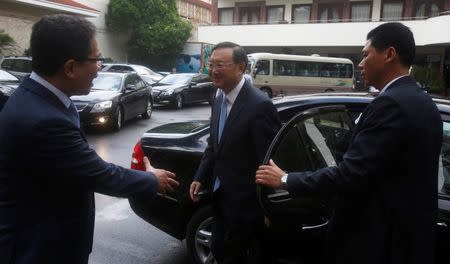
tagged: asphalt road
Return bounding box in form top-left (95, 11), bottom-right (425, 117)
top-left (87, 103), bottom-right (211, 264)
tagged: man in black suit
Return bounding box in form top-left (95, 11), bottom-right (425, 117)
top-left (0, 15), bottom-right (179, 264)
top-left (256, 22), bottom-right (443, 264)
top-left (189, 42), bottom-right (281, 263)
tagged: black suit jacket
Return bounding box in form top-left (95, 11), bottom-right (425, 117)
top-left (287, 76), bottom-right (442, 264)
top-left (194, 80), bottom-right (281, 233)
top-left (0, 78), bottom-right (158, 264)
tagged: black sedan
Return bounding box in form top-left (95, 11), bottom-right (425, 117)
top-left (129, 93), bottom-right (450, 264)
top-left (71, 72), bottom-right (153, 131)
top-left (0, 69), bottom-right (21, 111)
top-left (152, 73), bottom-right (216, 109)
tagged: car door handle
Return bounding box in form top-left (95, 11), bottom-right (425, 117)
top-left (267, 191), bottom-right (291, 203)
top-left (302, 219), bottom-right (329, 231)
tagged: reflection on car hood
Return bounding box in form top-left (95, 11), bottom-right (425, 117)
top-left (143, 120), bottom-right (209, 138)
top-left (152, 84), bottom-right (186, 91)
top-left (71, 90), bottom-right (120, 102)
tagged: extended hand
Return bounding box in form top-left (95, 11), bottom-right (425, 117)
top-left (144, 156), bottom-right (179, 194)
top-left (255, 159), bottom-right (285, 189)
top-left (189, 181), bottom-right (202, 202)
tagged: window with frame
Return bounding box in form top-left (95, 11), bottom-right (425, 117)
top-left (292, 5), bottom-right (311, 23)
top-left (382, 1), bottom-right (404, 21)
top-left (271, 110), bottom-right (353, 173)
top-left (295, 61), bottom-right (319, 77)
top-left (319, 4), bottom-right (342, 23)
top-left (219, 8), bottom-right (233, 25)
top-left (414, 1), bottom-right (441, 18)
top-left (267, 5), bottom-right (284, 24)
top-left (351, 2), bottom-right (371, 22)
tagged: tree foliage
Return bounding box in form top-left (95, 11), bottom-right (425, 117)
top-left (0, 30), bottom-right (16, 55)
top-left (106, 0), bottom-right (192, 69)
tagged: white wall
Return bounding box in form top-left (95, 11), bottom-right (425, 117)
top-left (199, 14), bottom-right (450, 47)
top-left (76, 0), bottom-right (129, 62)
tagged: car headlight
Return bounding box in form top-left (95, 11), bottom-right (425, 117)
top-left (90, 100), bottom-right (112, 113)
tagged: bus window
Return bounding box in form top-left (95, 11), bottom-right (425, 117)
top-left (274, 60), bottom-right (295, 76)
top-left (255, 60), bottom-right (269, 75)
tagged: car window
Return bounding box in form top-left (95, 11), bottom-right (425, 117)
top-left (125, 75), bottom-right (139, 90)
top-left (91, 74), bottom-right (122, 91)
top-left (11, 59), bottom-right (32, 73)
top-left (135, 76), bottom-right (147, 89)
top-left (271, 109), bottom-right (353, 174)
top-left (439, 121), bottom-right (450, 196)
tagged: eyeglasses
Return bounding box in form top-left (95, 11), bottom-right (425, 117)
top-left (207, 62), bottom-right (235, 70)
top-left (84, 57), bottom-right (105, 67)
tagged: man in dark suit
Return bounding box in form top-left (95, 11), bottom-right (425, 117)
top-left (189, 42), bottom-right (281, 263)
top-left (0, 15), bottom-right (179, 264)
top-left (256, 22), bottom-right (443, 264)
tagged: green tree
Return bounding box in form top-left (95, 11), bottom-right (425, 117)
top-left (106, 0), bottom-right (192, 69)
top-left (0, 30), bottom-right (16, 55)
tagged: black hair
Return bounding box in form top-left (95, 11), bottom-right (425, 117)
top-left (30, 14), bottom-right (96, 76)
top-left (367, 22), bottom-right (415, 67)
top-left (212, 42), bottom-right (248, 69)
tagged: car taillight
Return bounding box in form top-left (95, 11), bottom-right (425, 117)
top-left (131, 140), bottom-right (146, 171)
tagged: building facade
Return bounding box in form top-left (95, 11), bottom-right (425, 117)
top-left (200, 0), bottom-right (450, 93)
top-left (0, 0), bottom-right (99, 56)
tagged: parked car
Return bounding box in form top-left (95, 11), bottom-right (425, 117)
top-left (101, 63), bottom-right (163, 84)
top-left (128, 93), bottom-right (450, 264)
top-left (0, 56), bottom-right (32, 81)
top-left (0, 69), bottom-right (21, 88)
top-left (71, 72), bottom-right (153, 131)
top-left (152, 73), bottom-right (216, 109)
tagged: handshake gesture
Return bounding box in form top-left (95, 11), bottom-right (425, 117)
top-left (143, 156), bottom-right (179, 194)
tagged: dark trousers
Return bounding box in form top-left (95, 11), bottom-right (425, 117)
top-left (211, 189), bottom-right (263, 264)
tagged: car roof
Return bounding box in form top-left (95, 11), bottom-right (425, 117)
top-left (273, 92), bottom-right (450, 113)
top-left (97, 71), bottom-right (129, 77)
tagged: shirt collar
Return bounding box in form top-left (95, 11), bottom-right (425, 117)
top-left (224, 77), bottom-right (245, 105)
top-left (29, 71), bottom-right (72, 109)
top-left (379, 75), bottom-right (408, 94)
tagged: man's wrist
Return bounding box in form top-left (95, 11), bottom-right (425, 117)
top-left (280, 173), bottom-right (288, 190)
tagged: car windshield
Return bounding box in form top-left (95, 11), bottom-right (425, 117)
top-left (158, 74), bottom-right (192, 85)
top-left (91, 74), bottom-right (122, 91)
top-left (0, 70), bottom-right (19, 82)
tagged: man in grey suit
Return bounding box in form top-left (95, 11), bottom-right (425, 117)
top-left (189, 42), bottom-right (281, 263)
top-left (256, 22), bottom-right (442, 264)
top-left (0, 14), bottom-right (178, 264)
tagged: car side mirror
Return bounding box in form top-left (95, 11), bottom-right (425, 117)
top-left (253, 68), bottom-right (257, 78)
top-left (126, 84), bottom-right (136, 90)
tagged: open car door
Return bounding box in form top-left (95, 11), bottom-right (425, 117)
top-left (258, 105), bottom-right (354, 262)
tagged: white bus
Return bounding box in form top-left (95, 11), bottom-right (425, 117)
top-left (247, 53), bottom-right (354, 98)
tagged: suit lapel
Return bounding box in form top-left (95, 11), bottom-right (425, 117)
top-left (217, 84), bottom-right (249, 153)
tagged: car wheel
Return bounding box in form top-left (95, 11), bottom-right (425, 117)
top-left (174, 94), bottom-right (184, 109)
top-left (112, 106), bottom-right (122, 131)
top-left (142, 99), bottom-right (152, 119)
top-left (325, 88), bottom-right (334, 92)
top-left (186, 206), bottom-right (216, 264)
top-left (260, 87), bottom-right (273, 98)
